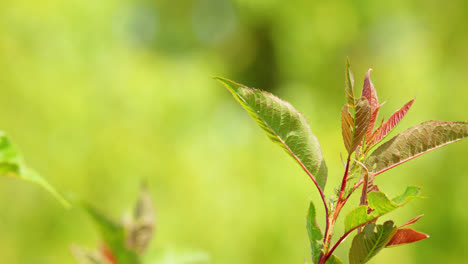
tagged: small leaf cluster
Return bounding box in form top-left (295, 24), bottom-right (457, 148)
top-left (71, 187), bottom-right (209, 264)
top-left (216, 59), bottom-right (468, 263)
top-left (71, 186), bottom-right (155, 264)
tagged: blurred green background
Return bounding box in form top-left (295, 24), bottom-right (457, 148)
top-left (0, 0), bottom-right (467, 263)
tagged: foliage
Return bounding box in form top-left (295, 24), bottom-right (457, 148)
top-left (0, 131), bottom-right (69, 207)
top-left (216, 60), bottom-right (468, 263)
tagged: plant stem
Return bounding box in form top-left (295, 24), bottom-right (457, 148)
top-left (323, 214), bottom-right (383, 261)
top-left (291, 150), bottom-right (330, 218)
top-left (337, 155), bottom-right (351, 202)
top-left (318, 156), bottom-right (353, 264)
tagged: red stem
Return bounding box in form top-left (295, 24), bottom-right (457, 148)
top-left (318, 156), bottom-right (352, 263)
top-left (338, 155), bottom-right (351, 203)
top-left (323, 215), bottom-right (381, 261)
top-left (301, 163), bottom-right (329, 219)
top-left (325, 229), bottom-right (353, 260)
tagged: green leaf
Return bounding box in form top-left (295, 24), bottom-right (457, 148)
top-left (326, 255), bottom-right (343, 264)
top-left (215, 77), bottom-right (328, 189)
top-left (0, 132), bottom-right (69, 207)
top-left (345, 58), bottom-right (355, 108)
top-left (366, 121), bottom-right (468, 175)
top-left (84, 204), bottom-right (141, 264)
top-left (349, 221), bottom-right (397, 264)
top-left (345, 186), bottom-right (422, 232)
top-left (306, 200), bottom-right (323, 263)
top-left (341, 98), bottom-right (371, 154)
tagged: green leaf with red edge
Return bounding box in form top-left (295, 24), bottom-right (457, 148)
top-left (361, 69), bottom-right (380, 141)
top-left (83, 204), bottom-right (141, 264)
top-left (0, 131), bottom-right (70, 208)
top-left (306, 200), bottom-right (323, 263)
top-left (365, 121), bottom-right (468, 175)
top-left (214, 77), bottom-right (328, 189)
top-left (345, 58), bottom-right (355, 108)
top-left (349, 221), bottom-right (397, 264)
top-left (370, 99), bottom-right (414, 145)
top-left (386, 228), bottom-right (429, 247)
top-left (345, 186), bottom-right (422, 232)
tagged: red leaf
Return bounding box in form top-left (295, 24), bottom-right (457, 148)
top-left (400, 214), bottom-right (424, 228)
top-left (386, 228), bottom-right (429, 247)
top-left (361, 69), bottom-right (380, 140)
top-left (371, 99), bottom-right (415, 144)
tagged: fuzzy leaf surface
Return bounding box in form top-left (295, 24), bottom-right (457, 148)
top-left (0, 132), bottom-right (69, 207)
top-left (306, 201), bottom-right (323, 263)
top-left (345, 186), bottom-right (422, 232)
top-left (366, 121), bottom-right (468, 175)
top-left (84, 204), bottom-right (141, 264)
top-left (215, 77), bottom-right (328, 189)
top-left (341, 98), bottom-right (371, 153)
top-left (386, 228), bottom-right (429, 247)
top-left (352, 98), bottom-right (372, 151)
top-left (371, 99), bottom-right (414, 144)
top-left (349, 221), bottom-right (397, 264)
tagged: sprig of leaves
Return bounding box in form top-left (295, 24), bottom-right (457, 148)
top-left (216, 58), bottom-right (468, 264)
top-left (73, 186), bottom-right (155, 264)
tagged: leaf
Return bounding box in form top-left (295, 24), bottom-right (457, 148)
top-left (366, 121), bottom-right (468, 175)
top-left (125, 185), bottom-right (155, 255)
top-left (386, 228), bottom-right (429, 247)
top-left (361, 69), bottom-right (380, 141)
top-left (345, 186), bottom-right (422, 232)
top-left (0, 132), bottom-right (70, 207)
top-left (215, 77), bottom-right (328, 189)
top-left (399, 214), bottom-right (424, 228)
top-left (341, 98), bottom-right (371, 153)
top-left (84, 204), bottom-right (141, 264)
top-left (370, 99), bottom-right (414, 145)
top-left (352, 98), bottom-right (371, 151)
top-left (326, 254), bottom-right (343, 264)
top-left (349, 221), bottom-right (397, 264)
top-left (345, 58), bottom-right (355, 108)
top-left (306, 200), bottom-right (323, 263)
top-left (341, 105), bottom-right (353, 153)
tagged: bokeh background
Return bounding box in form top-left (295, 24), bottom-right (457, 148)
top-left (0, 0), bottom-right (467, 263)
